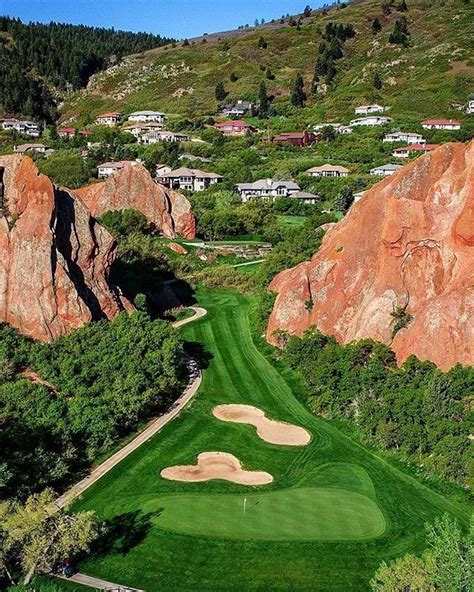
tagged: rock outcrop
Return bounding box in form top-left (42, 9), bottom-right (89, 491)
top-left (0, 155), bottom-right (127, 341)
top-left (76, 163), bottom-right (195, 238)
top-left (267, 142), bottom-right (473, 370)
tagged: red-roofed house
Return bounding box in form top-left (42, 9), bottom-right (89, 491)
top-left (214, 120), bottom-right (256, 136)
top-left (392, 144), bottom-right (440, 158)
top-left (421, 119), bottom-right (461, 130)
top-left (58, 127), bottom-right (76, 138)
top-left (95, 112), bottom-right (122, 126)
top-left (79, 130), bottom-right (93, 136)
top-left (272, 131), bottom-right (317, 147)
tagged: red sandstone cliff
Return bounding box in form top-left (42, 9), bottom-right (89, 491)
top-left (267, 142), bottom-right (474, 370)
top-left (75, 163), bottom-right (195, 239)
top-left (0, 155), bottom-right (127, 341)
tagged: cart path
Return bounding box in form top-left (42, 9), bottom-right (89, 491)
top-left (56, 306), bottom-right (207, 509)
top-left (57, 571), bottom-right (144, 590)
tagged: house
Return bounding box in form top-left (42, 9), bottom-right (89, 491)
top-left (158, 167), bottom-right (223, 191)
top-left (97, 160), bottom-right (140, 178)
top-left (392, 144), bottom-right (440, 158)
top-left (383, 131), bottom-right (426, 144)
top-left (289, 191), bottom-right (321, 204)
top-left (2, 119), bottom-right (41, 137)
top-left (179, 153), bottom-right (212, 164)
top-left (214, 120), bottom-right (256, 136)
top-left (272, 131), bottom-right (317, 147)
top-left (466, 99), bottom-right (474, 114)
top-left (313, 123), bottom-right (353, 135)
top-left (127, 111), bottom-right (166, 124)
top-left (95, 112), bottom-right (122, 126)
top-left (306, 164), bottom-right (350, 178)
top-left (350, 116), bottom-right (393, 127)
top-left (369, 163), bottom-right (404, 176)
top-left (13, 143), bottom-right (52, 156)
top-left (235, 179), bottom-right (301, 202)
top-left (354, 104), bottom-right (385, 115)
top-left (123, 122), bottom-right (164, 138)
top-left (421, 119), bottom-right (461, 130)
top-left (58, 127), bottom-right (76, 138)
top-left (79, 130), bottom-right (93, 137)
top-left (140, 130), bottom-right (189, 144)
top-left (220, 100), bottom-right (253, 117)
top-left (155, 164), bottom-right (173, 177)
top-left (353, 190), bottom-right (368, 203)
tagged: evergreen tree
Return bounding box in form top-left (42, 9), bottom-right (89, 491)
top-left (258, 36), bottom-right (268, 49)
top-left (373, 72), bottom-right (383, 89)
top-left (291, 73), bottom-right (307, 107)
top-left (265, 67), bottom-right (275, 80)
top-left (389, 17), bottom-right (410, 46)
top-left (334, 186), bottom-right (354, 213)
top-left (258, 81), bottom-right (271, 118)
top-left (230, 72), bottom-right (238, 82)
top-left (303, 5), bottom-right (313, 17)
top-left (397, 0), bottom-right (408, 11)
top-left (215, 82), bottom-right (228, 101)
top-left (372, 18), bottom-right (383, 34)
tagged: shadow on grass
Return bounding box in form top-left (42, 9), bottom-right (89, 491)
top-left (184, 341), bottom-right (213, 370)
top-left (92, 510), bottom-right (163, 556)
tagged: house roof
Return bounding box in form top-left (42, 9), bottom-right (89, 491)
top-left (58, 127), bottom-right (75, 133)
top-left (370, 163), bottom-right (404, 171)
top-left (97, 161), bottom-right (131, 169)
top-left (393, 144), bottom-right (439, 152)
top-left (96, 112), bottom-right (121, 119)
top-left (291, 191), bottom-right (320, 200)
top-left (128, 110), bottom-right (165, 116)
top-left (307, 164), bottom-right (350, 173)
top-left (79, 130), bottom-right (93, 135)
top-left (215, 120), bottom-right (253, 128)
top-left (124, 122), bottom-right (163, 129)
top-left (385, 131), bottom-right (423, 137)
top-left (350, 116), bottom-right (392, 123)
top-left (236, 179), bottom-right (300, 191)
top-left (356, 104), bottom-right (384, 109)
top-left (273, 132), bottom-right (309, 140)
top-left (421, 119), bottom-right (460, 125)
top-left (14, 143), bottom-right (47, 152)
top-left (162, 167), bottom-right (222, 179)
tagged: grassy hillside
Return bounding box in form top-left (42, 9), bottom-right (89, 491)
top-left (61, 0), bottom-right (473, 125)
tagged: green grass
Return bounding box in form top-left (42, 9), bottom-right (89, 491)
top-left (73, 288), bottom-right (470, 591)
top-left (277, 215), bottom-right (307, 227)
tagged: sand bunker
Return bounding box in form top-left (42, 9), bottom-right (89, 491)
top-left (161, 452), bottom-right (273, 485)
top-left (213, 404), bottom-right (311, 446)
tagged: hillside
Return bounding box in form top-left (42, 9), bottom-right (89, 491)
top-left (61, 0), bottom-right (473, 125)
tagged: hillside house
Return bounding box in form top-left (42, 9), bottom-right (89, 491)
top-left (158, 167), bottom-right (223, 191)
top-left (353, 190), bottom-right (368, 203)
top-left (392, 144), bottom-right (440, 158)
top-left (350, 116), bottom-right (393, 127)
top-left (235, 179), bottom-right (301, 202)
top-left (140, 130), bottom-right (190, 144)
top-left (466, 99), bottom-right (474, 114)
top-left (127, 111), bottom-right (166, 123)
top-left (288, 191), bottom-right (321, 204)
top-left (155, 164), bottom-right (173, 177)
top-left (214, 120), bottom-right (256, 136)
top-left (272, 131), bottom-right (317, 147)
top-left (2, 119), bottom-right (41, 137)
top-left (354, 104), bottom-right (385, 115)
top-left (306, 164), bottom-right (350, 177)
top-left (220, 101), bottom-right (253, 117)
top-left (58, 127), bottom-right (76, 138)
top-left (79, 130), bottom-right (93, 137)
top-left (97, 160), bottom-right (139, 178)
top-left (383, 131), bottom-right (426, 144)
top-left (421, 119), bottom-right (460, 130)
top-left (95, 112), bottom-right (122, 126)
top-left (369, 163), bottom-right (404, 176)
top-left (14, 143), bottom-right (53, 156)
top-left (123, 122), bottom-right (164, 138)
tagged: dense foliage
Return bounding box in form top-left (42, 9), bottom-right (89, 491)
top-left (0, 313), bottom-right (186, 500)
top-left (283, 330), bottom-right (473, 485)
top-left (0, 17), bottom-right (174, 122)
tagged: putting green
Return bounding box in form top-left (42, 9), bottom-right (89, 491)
top-left (150, 486), bottom-right (386, 541)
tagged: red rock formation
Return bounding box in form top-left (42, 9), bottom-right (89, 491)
top-left (267, 142), bottom-right (474, 370)
top-left (75, 163), bottom-right (195, 238)
top-left (168, 242), bottom-right (187, 255)
top-left (0, 155), bottom-right (127, 341)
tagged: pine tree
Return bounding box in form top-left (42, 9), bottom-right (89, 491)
top-left (258, 36), bottom-right (268, 49)
top-left (230, 72), bottom-right (238, 82)
top-left (372, 18), bottom-right (383, 34)
top-left (373, 72), bottom-right (383, 89)
top-left (303, 5), bottom-right (312, 17)
top-left (258, 81), bottom-right (270, 118)
top-left (389, 18), bottom-right (410, 46)
top-left (291, 73), bottom-right (307, 107)
top-left (334, 187), bottom-right (354, 213)
top-left (397, 0), bottom-right (408, 11)
top-left (215, 82), bottom-right (227, 101)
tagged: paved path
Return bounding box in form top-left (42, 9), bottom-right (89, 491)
top-left (58, 572), bottom-right (144, 591)
top-left (56, 306), bottom-right (207, 509)
top-left (231, 259), bottom-right (265, 268)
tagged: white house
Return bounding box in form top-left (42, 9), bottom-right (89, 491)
top-left (392, 144), bottom-right (439, 158)
top-left (127, 110), bottom-right (166, 124)
top-left (421, 119), bottom-right (461, 130)
top-left (97, 160), bottom-right (139, 178)
top-left (220, 100), bottom-right (253, 117)
top-left (158, 167), bottom-right (223, 191)
top-left (313, 123), bottom-right (353, 134)
top-left (140, 130), bottom-right (189, 144)
top-left (466, 99), bottom-right (474, 114)
top-left (350, 116), bottom-right (393, 127)
top-left (306, 164), bottom-right (350, 178)
top-left (123, 122), bottom-right (164, 138)
top-left (155, 164), bottom-right (173, 177)
top-left (369, 163), bottom-right (404, 176)
top-left (235, 179), bottom-right (301, 202)
top-left (383, 131), bottom-right (426, 144)
top-left (354, 104), bottom-right (385, 115)
top-left (2, 119), bottom-right (41, 137)
top-left (95, 112), bottom-right (122, 126)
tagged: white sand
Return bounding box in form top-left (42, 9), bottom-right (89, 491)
top-left (160, 451), bottom-right (273, 485)
top-left (213, 404), bottom-right (311, 446)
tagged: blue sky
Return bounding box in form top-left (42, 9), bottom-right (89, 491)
top-left (1, 0), bottom-right (324, 39)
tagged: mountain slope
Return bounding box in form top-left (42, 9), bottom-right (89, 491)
top-left (61, 0), bottom-right (473, 125)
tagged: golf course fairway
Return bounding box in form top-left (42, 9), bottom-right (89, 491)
top-left (73, 288), bottom-right (470, 591)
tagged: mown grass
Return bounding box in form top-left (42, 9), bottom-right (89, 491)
top-left (72, 288), bottom-right (470, 591)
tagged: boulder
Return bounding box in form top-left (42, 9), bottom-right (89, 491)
top-left (0, 155), bottom-right (127, 341)
top-left (75, 163), bottom-right (195, 238)
top-left (267, 142), bottom-right (474, 370)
